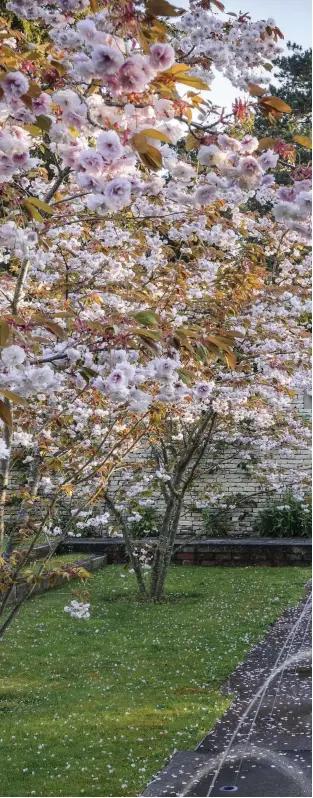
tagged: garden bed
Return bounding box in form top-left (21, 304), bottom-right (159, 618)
top-left (7, 554), bottom-right (107, 605)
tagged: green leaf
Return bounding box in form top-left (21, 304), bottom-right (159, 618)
top-left (132, 328), bottom-right (163, 341)
top-left (177, 368), bottom-right (194, 385)
top-left (0, 390), bottom-right (27, 406)
top-left (24, 124), bottom-right (42, 136)
top-left (133, 310), bottom-right (159, 327)
top-left (80, 367), bottom-right (98, 382)
top-left (27, 197), bottom-right (55, 215)
top-left (35, 115), bottom-right (52, 132)
top-left (195, 343), bottom-right (208, 363)
top-left (22, 199), bottom-right (44, 223)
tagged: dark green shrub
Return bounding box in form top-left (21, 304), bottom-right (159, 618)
top-left (254, 493), bottom-right (312, 538)
top-left (129, 506), bottom-right (160, 538)
top-left (201, 507), bottom-right (232, 537)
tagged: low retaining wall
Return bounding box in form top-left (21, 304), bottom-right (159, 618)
top-left (58, 537), bottom-right (126, 563)
top-left (57, 537), bottom-right (312, 567)
top-left (7, 554), bottom-right (107, 605)
top-left (174, 538), bottom-right (312, 567)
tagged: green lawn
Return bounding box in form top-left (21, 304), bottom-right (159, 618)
top-left (0, 565), bottom-right (310, 797)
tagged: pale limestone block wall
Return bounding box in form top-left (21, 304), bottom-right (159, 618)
top-left (6, 394), bottom-right (310, 538)
top-left (108, 391), bottom-right (312, 537)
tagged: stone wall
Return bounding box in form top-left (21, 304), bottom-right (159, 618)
top-left (181, 392), bottom-right (311, 536)
top-left (107, 391), bottom-right (311, 537)
top-left (4, 394), bottom-right (311, 539)
top-left (58, 537), bottom-right (312, 567)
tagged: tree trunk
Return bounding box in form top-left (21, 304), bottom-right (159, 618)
top-left (103, 491), bottom-right (148, 600)
top-left (149, 492), bottom-right (176, 599)
top-left (152, 496), bottom-right (183, 602)
top-left (0, 401), bottom-right (12, 547)
top-left (148, 412), bottom-right (217, 602)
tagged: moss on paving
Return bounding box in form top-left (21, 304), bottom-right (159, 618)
top-left (0, 565), bottom-right (310, 797)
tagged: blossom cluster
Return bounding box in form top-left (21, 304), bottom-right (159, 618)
top-left (64, 600), bottom-right (90, 620)
top-left (0, 1), bottom-right (311, 598)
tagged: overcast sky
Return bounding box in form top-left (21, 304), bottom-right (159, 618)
top-left (178, 0), bottom-right (312, 109)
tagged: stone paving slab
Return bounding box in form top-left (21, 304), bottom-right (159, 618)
top-left (191, 749), bottom-right (312, 797)
top-left (197, 600), bottom-right (312, 756)
top-left (142, 748), bottom-right (312, 797)
top-left (142, 595), bottom-right (312, 797)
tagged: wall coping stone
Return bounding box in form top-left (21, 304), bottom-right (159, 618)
top-left (57, 536), bottom-right (312, 549)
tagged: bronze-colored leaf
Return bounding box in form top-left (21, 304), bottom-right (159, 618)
top-left (145, 0), bottom-right (184, 17)
top-left (139, 128), bottom-right (171, 143)
top-left (260, 96), bottom-right (292, 113)
top-left (210, 0), bottom-right (225, 9)
top-left (168, 64), bottom-right (190, 74)
top-left (186, 132), bottom-right (199, 151)
top-left (176, 75), bottom-right (210, 90)
top-left (224, 351), bottom-right (236, 369)
top-left (131, 133), bottom-right (149, 154)
top-left (27, 81), bottom-right (42, 99)
top-left (207, 334), bottom-right (232, 354)
top-left (138, 29), bottom-right (151, 53)
top-left (293, 135), bottom-right (312, 149)
top-left (248, 83), bottom-right (266, 97)
top-left (0, 399), bottom-right (13, 430)
top-left (257, 137), bottom-right (276, 151)
top-left (50, 60), bottom-right (67, 76)
top-left (139, 144), bottom-right (163, 171)
top-left (32, 316), bottom-right (66, 339)
top-left (0, 319), bottom-right (10, 347)
top-left (20, 93), bottom-right (33, 110)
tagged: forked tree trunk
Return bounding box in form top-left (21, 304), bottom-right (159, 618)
top-left (148, 411), bottom-right (217, 602)
top-left (151, 496), bottom-right (183, 602)
top-left (104, 411), bottom-right (216, 603)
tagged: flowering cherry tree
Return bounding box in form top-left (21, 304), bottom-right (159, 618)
top-left (0, 0), bottom-right (311, 626)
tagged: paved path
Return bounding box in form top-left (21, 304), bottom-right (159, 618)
top-left (143, 592), bottom-right (312, 797)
